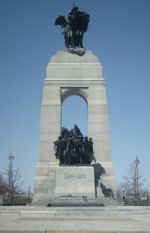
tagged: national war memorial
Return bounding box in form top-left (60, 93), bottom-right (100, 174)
top-left (33, 5), bottom-right (116, 206)
top-left (0, 5), bottom-right (150, 233)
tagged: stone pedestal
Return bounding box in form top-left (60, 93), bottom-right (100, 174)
top-left (55, 167), bottom-right (95, 198)
top-left (33, 50), bottom-right (115, 204)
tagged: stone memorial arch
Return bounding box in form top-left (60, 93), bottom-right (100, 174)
top-left (33, 51), bottom-right (115, 204)
top-left (33, 5), bottom-right (115, 204)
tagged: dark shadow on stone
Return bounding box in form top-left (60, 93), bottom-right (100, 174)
top-left (100, 183), bottom-right (116, 200)
top-left (92, 163), bottom-right (105, 186)
top-left (47, 202), bottom-right (104, 207)
top-left (92, 163), bottom-right (105, 197)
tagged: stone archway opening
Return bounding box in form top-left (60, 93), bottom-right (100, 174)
top-left (61, 95), bottom-right (88, 136)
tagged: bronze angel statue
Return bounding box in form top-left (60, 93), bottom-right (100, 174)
top-left (55, 5), bottom-right (90, 55)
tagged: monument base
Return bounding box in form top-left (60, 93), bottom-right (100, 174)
top-left (33, 166), bottom-right (95, 205)
top-left (33, 165), bottom-right (116, 206)
top-left (47, 196), bottom-right (116, 207)
top-left (55, 166), bottom-right (95, 198)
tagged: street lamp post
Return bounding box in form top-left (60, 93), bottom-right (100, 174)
top-left (135, 156), bottom-right (140, 199)
top-left (8, 153), bottom-right (15, 205)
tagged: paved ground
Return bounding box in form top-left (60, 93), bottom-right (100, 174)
top-left (0, 206), bottom-right (150, 232)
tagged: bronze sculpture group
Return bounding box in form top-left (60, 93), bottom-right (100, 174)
top-left (55, 5), bottom-right (89, 55)
top-left (54, 125), bottom-right (95, 166)
top-left (53, 125), bottom-right (115, 200)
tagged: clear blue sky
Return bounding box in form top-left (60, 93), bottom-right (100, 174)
top-left (0, 0), bottom-right (150, 192)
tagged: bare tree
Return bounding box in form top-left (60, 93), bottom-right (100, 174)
top-left (0, 173), bottom-right (8, 194)
top-left (124, 156), bottom-right (143, 199)
top-left (117, 156), bottom-right (146, 205)
top-left (6, 153), bottom-right (24, 205)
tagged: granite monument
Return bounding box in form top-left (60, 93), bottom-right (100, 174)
top-left (33, 5), bottom-right (116, 205)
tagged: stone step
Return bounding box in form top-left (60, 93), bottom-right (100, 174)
top-left (0, 206), bottom-right (150, 232)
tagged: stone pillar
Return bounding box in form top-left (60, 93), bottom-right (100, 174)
top-left (39, 84), bottom-right (61, 164)
top-left (33, 50), bottom-right (115, 204)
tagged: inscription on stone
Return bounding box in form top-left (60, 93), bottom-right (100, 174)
top-left (55, 166), bottom-right (95, 197)
top-left (64, 174), bottom-right (86, 180)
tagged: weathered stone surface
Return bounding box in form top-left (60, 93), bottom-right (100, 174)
top-left (0, 206), bottom-right (150, 232)
top-left (55, 166), bottom-right (95, 197)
